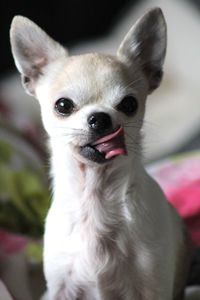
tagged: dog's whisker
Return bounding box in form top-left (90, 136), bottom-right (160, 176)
top-left (124, 119), bottom-right (143, 126)
top-left (54, 127), bottom-right (87, 131)
top-left (122, 77), bottom-right (144, 91)
top-left (124, 131), bottom-right (140, 143)
top-left (124, 125), bottom-right (142, 131)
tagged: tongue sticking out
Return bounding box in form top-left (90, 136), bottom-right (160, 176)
top-left (92, 126), bottom-right (127, 160)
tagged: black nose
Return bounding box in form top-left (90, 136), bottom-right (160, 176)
top-left (87, 112), bottom-right (112, 134)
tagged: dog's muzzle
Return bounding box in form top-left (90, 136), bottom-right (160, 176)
top-left (80, 123), bottom-right (127, 163)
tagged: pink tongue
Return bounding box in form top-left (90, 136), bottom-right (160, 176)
top-left (92, 126), bottom-right (127, 159)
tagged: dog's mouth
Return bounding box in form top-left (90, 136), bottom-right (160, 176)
top-left (80, 126), bottom-right (127, 163)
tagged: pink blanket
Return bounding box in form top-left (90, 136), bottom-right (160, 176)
top-left (148, 151), bottom-right (200, 246)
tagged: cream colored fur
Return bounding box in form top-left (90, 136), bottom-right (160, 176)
top-left (10, 8), bottom-right (190, 300)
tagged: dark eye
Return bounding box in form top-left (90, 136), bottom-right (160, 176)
top-left (116, 96), bottom-right (138, 116)
top-left (55, 98), bottom-right (75, 116)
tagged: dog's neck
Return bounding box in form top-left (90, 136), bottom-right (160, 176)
top-left (50, 141), bottom-right (142, 231)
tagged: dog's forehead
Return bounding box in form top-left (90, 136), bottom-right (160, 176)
top-left (67, 53), bottom-right (124, 78)
top-left (49, 53), bottom-right (131, 104)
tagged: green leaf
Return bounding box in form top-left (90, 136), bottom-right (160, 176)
top-left (0, 141), bottom-right (13, 163)
top-left (25, 241), bottom-right (43, 264)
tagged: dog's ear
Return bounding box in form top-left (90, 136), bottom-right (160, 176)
top-left (117, 7), bottom-right (167, 93)
top-left (10, 16), bottom-right (67, 95)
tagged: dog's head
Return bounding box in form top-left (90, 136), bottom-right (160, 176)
top-left (10, 8), bottom-right (166, 165)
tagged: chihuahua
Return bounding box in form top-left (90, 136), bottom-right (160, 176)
top-left (10, 8), bottom-right (190, 300)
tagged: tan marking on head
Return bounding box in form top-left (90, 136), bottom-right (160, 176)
top-left (79, 162), bottom-right (86, 173)
top-left (44, 53), bottom-right (140, 107)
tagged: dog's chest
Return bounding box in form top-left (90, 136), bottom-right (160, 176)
top-left (43, 173), bottom-right (131, 298)
top-left (44, 164), bottom-right (139, 298)
top-left (44, 202), bottom-right (122, 299)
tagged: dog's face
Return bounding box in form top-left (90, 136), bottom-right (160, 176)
top-left (10, 8), bottom-right (166, 165)
top-left (34, 53), bottom-right (148, 164)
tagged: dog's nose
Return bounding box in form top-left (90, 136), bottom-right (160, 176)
top-left (87, 112), bottom-right (112, 134)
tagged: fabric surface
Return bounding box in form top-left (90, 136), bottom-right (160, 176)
top-left (148, 151), bottom-right (200, 246)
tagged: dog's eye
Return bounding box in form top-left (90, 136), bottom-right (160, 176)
top-left (55, 98), bottom-right (75, 116)
top-left (116, 96), bottom-right (138, 116)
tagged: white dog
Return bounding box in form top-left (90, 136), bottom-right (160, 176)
top-left (10, 8), bottom-right (191, 300)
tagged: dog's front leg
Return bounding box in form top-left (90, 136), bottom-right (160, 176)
top-left (98, 291), bottom-right (174, 300)
top-left (98, 289), bottom-right (127, 300)
top-left (97, 277), bottom-right (137, 300)
top-left (98, 279), bottom-right (174, 300)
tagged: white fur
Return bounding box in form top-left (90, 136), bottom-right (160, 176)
top-left (10, 8), bottom-right (189, 300)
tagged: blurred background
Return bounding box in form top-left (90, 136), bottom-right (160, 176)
top-left (0, 0), bottom-right (200, 299)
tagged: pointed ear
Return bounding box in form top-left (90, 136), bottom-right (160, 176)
top-left (117, 7), bottom-right (167, 93)
top-left (10, 16), bottom-right (67, 96)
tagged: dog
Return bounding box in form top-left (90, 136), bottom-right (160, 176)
top-left (10, 8), bottom-right (191, 300)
